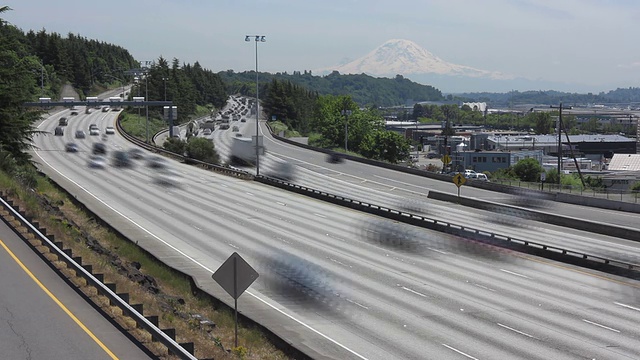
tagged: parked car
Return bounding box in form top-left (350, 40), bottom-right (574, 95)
top-left (203, 128), bottom-right (212, 136)
top-left (75, 130), bottom-right (86, 139)
top-left (232, 125), bottom-right (239, 132)
top-left (427, 152), bottom-right (439, 159)
top-left (463, 170), bottom-right (477, 179)
top-left (240, 118), bottom-right (246, 123)
top-left (54, 126), bottom-right (64, 136)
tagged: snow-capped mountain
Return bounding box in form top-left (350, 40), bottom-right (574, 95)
top-left (320, 39), bottom-right (512, 80)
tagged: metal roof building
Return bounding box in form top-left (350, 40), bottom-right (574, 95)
top-left (608, 154), bottom-right (640, 171)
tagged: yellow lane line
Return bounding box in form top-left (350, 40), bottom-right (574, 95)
top-left (0, 238), bottom-right (119, 360)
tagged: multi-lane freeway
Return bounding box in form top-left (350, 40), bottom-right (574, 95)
top-left (29, 99), bottom-right (640, 359)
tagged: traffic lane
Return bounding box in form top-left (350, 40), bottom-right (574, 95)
top-left (35, 117), bottom-right (640, 358)
top-left (290, 166), bottom-right (640, 262)
top-left (0, 218), bottom-right (152, 360)
top-left (63, 157), bottom-right (640, 360)
top-left (259, 121), bottom-right (640, 229)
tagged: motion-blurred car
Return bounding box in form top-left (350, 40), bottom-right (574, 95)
top-left (154, 168), bottom-right (181, 186)
top-left (105, 126), bottom-right (115, 135)
top-left (87, 155), bottom-right (106, 169)
top-left (128, 148), bottom-right (144, 160)
top-left (112, 150), bottom-right (132, 167)
top-left (89, 128), bottom-right (100, 136)
top-left (326, 152), bottom-right (345, 164)
top-left (89, 124), bottom-right (98, 130)
top-left (65, 142), bottom-right (78, 152)
top-left (58, 117), bottom-right (68, 126)
top-left (146, 155), bottom-right (166, 169)
top-left (92, 142), bottom-right (106, 155)
top-left (75, 130), bottom-right (86, 139)
top-left (54, 126), bottom-right (64, 136)
top-left (70, 111), bottom-right (79, 116)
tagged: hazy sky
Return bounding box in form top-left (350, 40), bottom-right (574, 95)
top-left (4, 0), bottom-right (640, 92)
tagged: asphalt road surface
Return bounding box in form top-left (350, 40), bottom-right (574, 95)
top-left (0, 214), bottom-right (151, 359)
top-left (30, 105), bottom-right (640, 359)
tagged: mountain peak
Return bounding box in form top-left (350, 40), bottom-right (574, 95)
top-left (320, 39), bottom-right (511, 80)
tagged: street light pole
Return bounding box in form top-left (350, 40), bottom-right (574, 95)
top-left (246, 35), bottom-right (266, 176)
top-left (341, 109), bottom-right (352, 152)
top-left (162, 77), bottom-right (168, 101)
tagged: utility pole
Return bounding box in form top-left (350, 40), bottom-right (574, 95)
top-left (550, 103), bottom-right (572, 185)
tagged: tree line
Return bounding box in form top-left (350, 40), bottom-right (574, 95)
top-left (220, 70), bottom-right (444, 107)
top-left (261, 79), bottom-right (410, 163)
top-left (458, 88), bottom-right (640, 107)
top-left (1, 21), bottom-right (137, 98)
top-left (132, 56), bottom-right (227, 124)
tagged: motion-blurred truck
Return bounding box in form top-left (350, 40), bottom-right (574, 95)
top-left (230, 136), bottom-right (263, 165)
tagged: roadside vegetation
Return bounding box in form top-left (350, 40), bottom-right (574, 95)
top-left (0, 162), bottom-right (291, 359)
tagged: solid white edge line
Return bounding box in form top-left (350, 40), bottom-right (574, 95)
top-left (582, 319), bottom-right (620, 333)
top-left (496, 323), bottom-right (534, 338)
top-left (401, 286), bottom-right (428, 298)
top-left (499, 269), bottom-right (530, 279)
top-left (441, 343), bottom-right (479, 360)
top-left (614, 301), bottom-right (640, 312)
top-left (34, 147), bottom-right (369, 360)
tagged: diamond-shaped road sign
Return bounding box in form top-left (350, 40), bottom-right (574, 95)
top-left (212, 252), bottom-right (259, 300)
top-left (452, 173), bottom-right (466, 188)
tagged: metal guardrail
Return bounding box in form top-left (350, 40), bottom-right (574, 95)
top-left (0, 195), bottom-right (198, 360)
top-left (254, 175), bottom-right (640, 275)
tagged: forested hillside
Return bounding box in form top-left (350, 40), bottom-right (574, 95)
top-left (138, 56), bottom-right (227, 123)
top-left (0, 21), bottom-right (136, 98)
top-left (459, 88), bottom-right (640, 107)
top-left (220, 70), bottom-right (444, 107)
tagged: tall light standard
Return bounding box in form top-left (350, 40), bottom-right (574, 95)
top-left (341, 109), bottom-right (352, 152)
top-left (162, 77), bottom-right (168, 101)
top-left (246, 35), bottom-right (266, 176)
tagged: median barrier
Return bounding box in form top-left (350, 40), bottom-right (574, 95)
top-left (254, 175), bottom-right (640, 279)
top-left (269, 130), bottom-right (640, 213)
top-left (427, 190), bottom-right (640, 243)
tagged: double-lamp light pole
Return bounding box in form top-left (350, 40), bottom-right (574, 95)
top-left (245, 35), bottom-right (266, 176)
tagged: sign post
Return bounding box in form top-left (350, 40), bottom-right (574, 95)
top-left (452, 173), bottom-right (466, 200)
top-left (540, 172), bottom-right (546, 191)
top-left (212, 252), bottom-right (259, 347)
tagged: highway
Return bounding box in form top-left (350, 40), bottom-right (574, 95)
top-left (0, 207), bottom-right (151, 359)
top-left (207, 98), bottom-right (640, 265)
top-left (30, 103), bottom-right (640, 359)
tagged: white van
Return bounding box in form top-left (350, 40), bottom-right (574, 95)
top-left (475, 173), bottom-right (489, 181)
